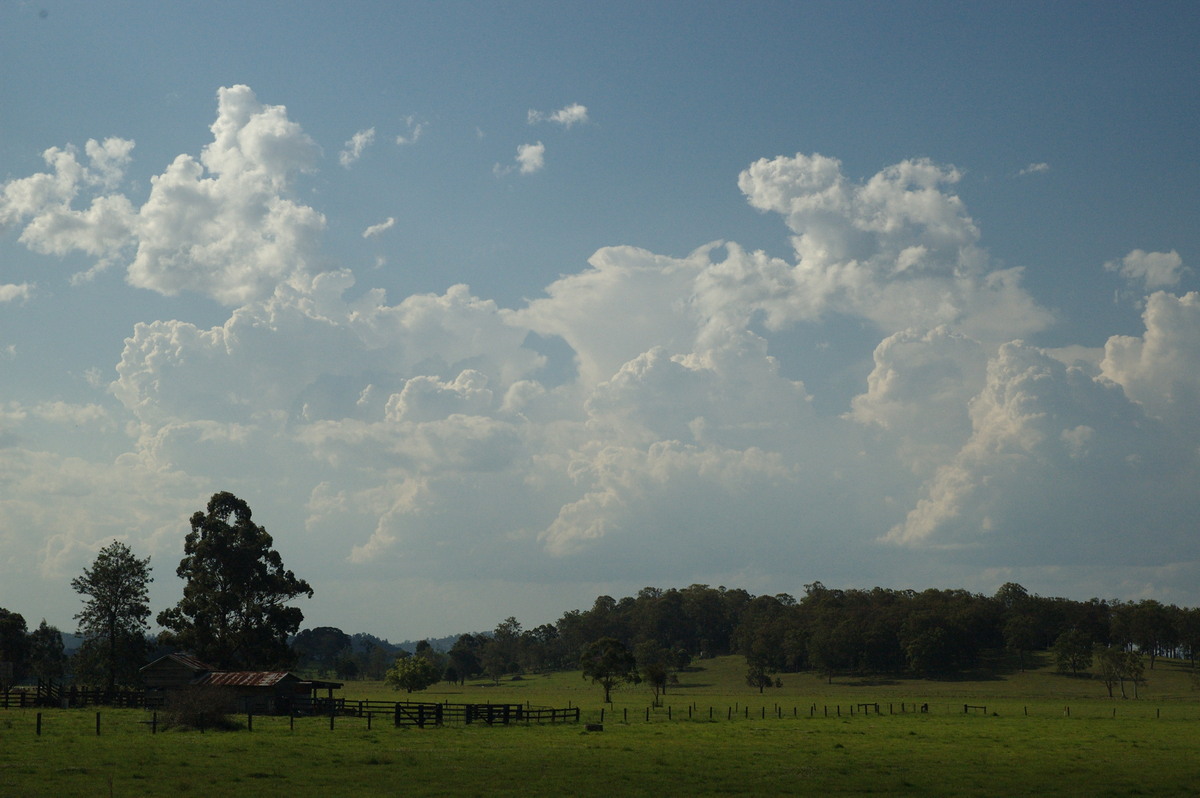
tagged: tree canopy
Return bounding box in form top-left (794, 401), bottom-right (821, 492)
top-left (0, 608), bottom-right (29, 687)
top-left (385, 654), bottom-right (440, 693)
top-left (71, 541), bottom-right (152, 691)
top-left (157, 491), bottom-right (312, 669)
top-left (580, 637), bottom-right (639, 703)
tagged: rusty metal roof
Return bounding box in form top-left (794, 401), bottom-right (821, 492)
top-left (195, 671), bottom-right (298, 688)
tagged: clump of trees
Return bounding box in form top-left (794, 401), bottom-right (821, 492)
top-left (0, 491), bottom-right (314, 696)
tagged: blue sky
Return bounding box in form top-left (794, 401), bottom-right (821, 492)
top-left (1, 1), bottom-right (1197, 640)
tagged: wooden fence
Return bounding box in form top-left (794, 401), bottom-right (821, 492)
top-left (0, 681), bottom-right (146, 709)
top-left (329, 698), bottom-right (579, 728)
top-left (0, 689), bottom-right (579, 727)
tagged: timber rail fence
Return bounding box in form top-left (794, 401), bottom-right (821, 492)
top-left (4, 699), bottom-right (1198, 739)
top-left (0, 681), bottom-right (146, 709)
top-left (326, 699), bottom-right (580, 728)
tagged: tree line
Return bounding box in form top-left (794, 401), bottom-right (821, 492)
top-left (4, 492), bottom-right (1199, 701)
top-left (296, 580), bottom-right (1200, 701)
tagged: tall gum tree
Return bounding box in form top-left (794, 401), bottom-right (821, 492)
top-left (157, 492), bottom-right (313, 670)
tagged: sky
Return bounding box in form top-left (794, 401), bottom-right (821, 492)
top-left (1, 1), bottom-right (1198, 642)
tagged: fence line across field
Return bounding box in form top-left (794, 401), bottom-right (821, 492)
top-left (4, 695), bottom-right (1191, 737)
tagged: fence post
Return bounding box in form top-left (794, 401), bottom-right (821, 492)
top-left (247, 713), bottom-right (253, 732)
top-left (36, 712), bottom-right (41, 736)
top-left (96, 712), bottom-right (101, 736)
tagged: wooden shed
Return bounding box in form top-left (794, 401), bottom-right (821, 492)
top-left (140, 653), bottom-right (343, 714)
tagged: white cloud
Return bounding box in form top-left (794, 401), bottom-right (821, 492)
top-left (0, 86), bottom-right (325, 305)
top-left (0, 139), bottom-right (138, 269)
top-left (0, 283), bottom-right (34, 303)
top-left (395, 116), bottom-right (424, 146)
top-left (849, 326), bottom-right (987, 475)
top-left (1017, 162), bottom-right (1050, 176)
top-left (1104, 249), bottom-right (1185, 291)
top-left (126, 86), bottom-right (325, 304)
top-left (1101, 290), bottom-right (1200, 434)
top-left (517, 142), bottom-right (545, 174)
top-left (494, 142), bottom-right (546, 177)
top-left (339, 127), bottom-right (376, 167)
top-left (735, 153), bottom-right (1053, 341)
top-left (528, 103), bottom-right (589, 128)
top-left (7, 85), bottom-right (1199, 634)
top-left (362, 217), bottom-right (395, 238)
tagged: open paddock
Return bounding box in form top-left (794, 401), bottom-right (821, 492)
top-left (5, 656), bottom-right (1200, 796)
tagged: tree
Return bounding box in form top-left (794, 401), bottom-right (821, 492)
top-left (157, 492), bottom-right (313, 669)
top-left (385, 654), bottom-right (440, 693)
top-left (28, 620), bottom-right (67, 682)
top-left (1094, 645), bottom-right (1147, 699)
top-left (1093, 645), bottom-right (1125, 698)
top-left (1003, 615), bottom-right (1039, 671)
top-left (71, 541), bottom-right (152, 692)
top-left (1052, 629), bottom-right (1093, 676)
top-left (580, 637), bottom-right (639, 703)
top-left (0, 608), bottom-right (29, 688)
top-left (745, 654), bottom-right (777, 694)
top-left (447, 634), bottom-right (483, 685)
top-left (292, 627), bottom-right (352, 674)
top-left (634, 640), bottom-right (673, 705)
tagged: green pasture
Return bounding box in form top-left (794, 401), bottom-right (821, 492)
top-left (4, 656), bottom-right (1200, 796)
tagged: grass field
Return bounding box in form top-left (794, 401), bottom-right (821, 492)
top-left (3, 655), bottom-right (1200, 796)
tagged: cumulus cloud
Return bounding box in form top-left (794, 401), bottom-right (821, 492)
top-left (493, 142), bottom-right (546, 177)
top-left (127, 85), bottom-right (324, 304)
top-left (0, 283), bottom-right (34, 303)
top-left (339, 127), bottom-right (375, 167)
top-left (887, 334), bottom-right (1200, 567)
top-left (1017, 162), bottom-right (1050, 176)
top-left (528, 103), bottom-right (589, 128)
top-left (735, 153), bottom-right (1053, 340)
top-left (516, 142), bottom-right (546, 174)
top-left (0, 138), bottom-right (138, 269)
top-left (7, 85), bottom-right (1199, 634)
top-left (1105, 249), bottom-right (1185, 291)
top-left (362, 217), bottom-right (395, 238)
top-left (1101, 290), bottom-right (1200, 433)
top-left (0, 85), bottom-right (324, 305)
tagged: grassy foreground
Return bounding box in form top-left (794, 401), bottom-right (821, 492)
top-left (4, 656), bottom-right (1200, 797)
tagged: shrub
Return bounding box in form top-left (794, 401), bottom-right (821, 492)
top-left (160, 687), bottom-right (240, 731)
